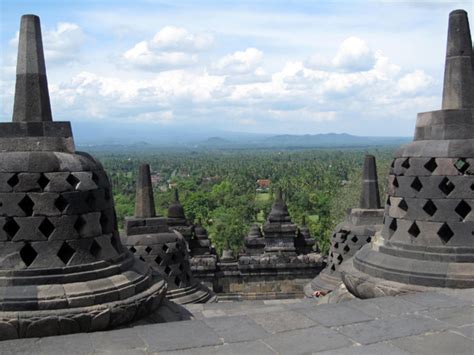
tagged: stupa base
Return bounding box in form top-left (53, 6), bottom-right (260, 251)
top-left (167, 282), bottom-right (217, 304)
top-left (304, 270), bottom-right (342, 297)
top-left (0, 276), bottom-right (166, 340)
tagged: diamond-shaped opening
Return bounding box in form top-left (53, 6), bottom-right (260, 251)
top-left (139, 256), bottom-right (145, 262)
top-left (454, 158), bottom-right (469, 174)
top-left (129, 246), bottom-right (137, 254)
top-left (155, 255), bottom-right (162, 265)
top-left (91, 172), bottom-right (100, 185)
top-left (174, 276), bottom-right (181, 286)
top-left (110, 235), bottom-right (121, 253)
top-left (424, 158), bottom-right (438, 173)
top-left (3, 218), bottom-right (20, 238)
top-left (37, 174), bottom-right (50, 190)
top-left (340, 233), bottom-right (348, 242)
top-left (74, 215), bottom-right (86, 233)
top-left (331, 264), bottom-right (336, 271)
top-left (351, 236), bottom-right (358, 243)
top-left (398, 199), bottom-right (409, 211)
top-left (145, 246), bottom-right (153, 254)
top-left (66, 174), bottom-right (80, 189)
top-left (408, 222), bottom-right (420, 238)
top-left (337, 254), bottom-right (344, 264)
top-left (20, 243), bottom-right (37, 267)
top-left (164, 265), bottom-right (172, 275)
top-left (455, 200), bottom-right (471, 220)
top-left (171, 253), bottom-right (177, 262)
top-left (439, 177), bottom-right (455, 195)
top-left (38, 218), bottom-right (55, 239)
top-left (437, 223), bottom-right (454, 244)
top-left (90, 240), bottom-right (102, 258)
top-left (54, 195), bottom-right (69, 213)
top-left (366, 237), bottom-right (372, 243)
top-left (343, 245), bottom-right (350, 253)
top-left (334, 242), bottom-right (339, 249)
top-left (179, 263), bottom-right (184, 272)
top-left (85, 192), bottom-right (95, 208)
top-left (386, 196), bottom-right (391, 206)
top-left (162, 244), bottom-right (169, 252)
top-left (57, 241), bottom-right (75, 265)
top-left (104, 188), bottom-right (111, 201)
top-left (389, 218), bottom-right (398, 231)
top-left (410, 177), bottom-right (423, 192)
top-left (401, 158), bottom-right (410, 169)
top-left (390, 160), bottom-right (395, 168)
top-left (100, 212), bottom-right (109, 233)
top-left (18, 195), bottom-right (34, 216)
top-left (7, 174), bottom-right (19, 188)
top-left (423, 200), bottom-right (438, 216)
top-left (392, 177), bottom-right (399, 188)
top-left (471, 183), bottom-right (474, 191)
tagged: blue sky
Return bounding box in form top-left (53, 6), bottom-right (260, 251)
top-left (1, 0), bottom-right (473, 139)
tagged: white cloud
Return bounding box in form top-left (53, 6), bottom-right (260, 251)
top-left (152, 26), bottom-right (213, 51)
top-left (332, 36), bottom-right (375, 72)
top-left (123, 26), bottom-right (213, 70)
top-left (397, 69), bottom-right (433, 94)
top-left (214, 48), bottom-right (263, 74)
top-left (133, 110), bottom-right (174, 124)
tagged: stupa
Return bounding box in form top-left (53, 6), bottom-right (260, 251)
top-left (0, 15), bottom-right (166, 340)
top-left (243, 223), bottom-right (265, 255)
top-left (122, 164), bottom-right (215, 304)
top-left (295, 216), bottom-right (316, 255)
top-left (342, 10), bottom-right (474, 298)
top-left (262, 188), bottom-right (299, 254)
top-left (305, 155), bottom-right (384, 296)
top-left (167, 189), bottom-right (217, 288)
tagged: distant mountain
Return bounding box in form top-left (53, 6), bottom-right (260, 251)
top-left (261, 133), bottom-right (409, 148)
top-left (198, 137), bottom-right (232, 146)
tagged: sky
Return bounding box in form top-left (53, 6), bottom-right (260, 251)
top-left (1, 0), bottom-right (473, 140)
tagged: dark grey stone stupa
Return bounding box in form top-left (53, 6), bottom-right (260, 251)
top-left (304, 155), bottom-right (384, 296)
top-left (342, 10), bottom-right (474, 298)
top-left (122, 165), bottom-right (216, 304)
top-left (0, 15), bottom-right (167, 340)
top-left (167, 189), bottom-right (218, 287)
top-left (243, 223), bottom-right (265, 255)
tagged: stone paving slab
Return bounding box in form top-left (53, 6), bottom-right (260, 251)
top-left (0, 289), bottom-right (472, 354)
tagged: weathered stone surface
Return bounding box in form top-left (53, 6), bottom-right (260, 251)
top-left (0, 13), bottom-right (167, 340)
top-left (343, 10), bottom-right (474, 298)
top-left (123, 165), bottom-right (216, 304)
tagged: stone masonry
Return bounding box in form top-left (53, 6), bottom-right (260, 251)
top-left (121, 164), bottom-right (216, 304)
top-left (0, 15), bottom-right (167, 340)
top-left (342, 9), bottom-right (474, 298)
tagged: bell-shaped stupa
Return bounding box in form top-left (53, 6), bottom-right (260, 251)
top-left (0, 15), bottom-right (166, 340)
top-left (342, 10), bottom-right (474, 297)
top-left (122, 164), bottom-right (216, 304)
top-left (305, 155), bottom-right (384, 296)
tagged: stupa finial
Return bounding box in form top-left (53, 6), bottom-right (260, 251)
top-left (442, 9), bottom-right (473, 109)
top-left (359, 155), bottom-right (381, 209)
top-left (135, 164), bottom-right (156, 218)
top-left (13, 14), bottom-right (53, 122)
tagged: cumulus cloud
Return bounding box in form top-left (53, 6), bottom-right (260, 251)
top-left (214, 48), bottom-right (263, 74)
top-left (397, 69), bottom-right (433, 94)
top-left (332, 36), bottom-right (375, 72)
top-left (123, 26), bottom-right (213, 70)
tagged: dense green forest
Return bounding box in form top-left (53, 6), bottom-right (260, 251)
top-left (94, 148), bottom-right (395, 255)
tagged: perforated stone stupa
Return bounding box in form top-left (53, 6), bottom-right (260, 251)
top-left (122, 164), bottom-right (216, 304)
top-left (0, 15), bottom-right (167, 340)
top-left (305, 155), bottom-right (384, 296)
top-left (342, 9), bottom-right (474, 298)
top-left (167, 189), bottom-right (218, 288)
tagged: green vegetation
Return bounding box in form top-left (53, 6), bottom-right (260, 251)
top-left (96, 148), bottom-right (394, 255)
